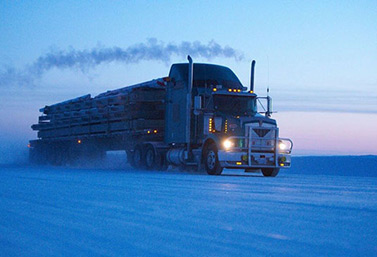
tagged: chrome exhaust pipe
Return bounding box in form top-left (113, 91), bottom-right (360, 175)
top-left (185, 55), bottom-right (193, 160)
top-left (250, 60), bottom-right (256, 92)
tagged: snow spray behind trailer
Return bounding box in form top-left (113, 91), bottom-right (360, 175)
top-left (29, 56), bottom-right (292, 176)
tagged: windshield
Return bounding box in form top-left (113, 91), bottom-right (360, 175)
top-left (213, 95), bottom-right (257, 116)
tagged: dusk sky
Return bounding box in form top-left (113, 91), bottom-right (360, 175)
top-left (0, 0), bottom-right (376, 162)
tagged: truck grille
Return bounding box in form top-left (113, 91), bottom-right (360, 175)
top-left (247, 125), bottom-right (277, 152)
top-left (252, 128), bottom-right (270, 137)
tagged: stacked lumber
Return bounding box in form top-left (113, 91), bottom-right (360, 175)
top-left (32, 79), bottom-right (166, 139)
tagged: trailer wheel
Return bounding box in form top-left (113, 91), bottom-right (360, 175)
top-left (204, 144), bottom-right (223, 175)
top-left (47, 147), bottom-right (58, 166)
top-left (144, 145), bottom-right (156, 170)
top-left (126, 150), bottom-right (134, 167)
top-left (261, 168), bottom-right (280, 177)
top-left (132, 145), bottom-right (143, 169)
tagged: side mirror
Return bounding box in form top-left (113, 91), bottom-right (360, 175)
top-left (194, 96), bottom-right (202, 115)
top-left (256, 96), bottom-right (273, 117)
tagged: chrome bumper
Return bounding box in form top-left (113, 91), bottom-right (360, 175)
top-left (218, 150), bottom-right (291, 169)
top-left (218, 125), bottom-right (293, 169)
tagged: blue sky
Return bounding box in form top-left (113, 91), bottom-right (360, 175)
top-left (0, 0), bottom-right (376, 160)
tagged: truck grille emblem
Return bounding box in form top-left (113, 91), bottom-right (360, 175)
top-left (253, 128), bottom-right (270, 137)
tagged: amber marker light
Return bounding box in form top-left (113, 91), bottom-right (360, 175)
top-left (228, 89), bottom-right (232, 92)
top-left (77, 139), bottom-right (82, 144)
top-left (154, 130), bottom-right (158, 133)
top-left (213, 88), bottom-right (217, 92)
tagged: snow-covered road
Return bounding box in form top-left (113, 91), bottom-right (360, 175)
top-left (0, 164), bottom-right (376, 256)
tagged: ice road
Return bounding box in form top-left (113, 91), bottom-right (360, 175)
top-left (0, 162), bottom-right (376, 256)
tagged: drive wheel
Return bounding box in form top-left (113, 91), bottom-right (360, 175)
top-left (144, 145), bottom-right (156, 170)
top-left (204, 144), bottom-right (223, 175)
top-left (261, 168), bottom-right (280, 177)
top-left (132, 145), bottom-right (143, 169)
top-left (156, 152), bottom-right (168, 171)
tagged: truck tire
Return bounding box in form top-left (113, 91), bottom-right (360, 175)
top-left (144, 145), bottom-right (156, 170)
top-left (47, 147), bottom-right (58, 166)
top-left (156, 152), bottom-right (168, 171)
top-left (29, 148), bottom-right (39, 165)
top-left (67, 146), bottom-right (80, 166)
top-left (261, 168), bottom-right (280, 177)
top-left (126, 150), bottom-right (134, 167)
top-left (132, 145), bottom-right (143, 169)
top-left (204, 144), bottom-right (223, 175)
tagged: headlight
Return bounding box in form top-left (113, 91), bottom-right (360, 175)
top-left (223, 139), bottom-right (233, 150)
top-left (279, 142), bottom-right (287, 151)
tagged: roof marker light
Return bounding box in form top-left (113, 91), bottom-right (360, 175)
top-left (228, 89), bottom-right (232, 92)
top-left (213, 88), bottom-right (217, 92)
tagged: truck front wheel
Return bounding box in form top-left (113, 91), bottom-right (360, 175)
top-left (204, 144), bottom-right (223, 175)
top-left (261, 168), bottom-right (280, 177)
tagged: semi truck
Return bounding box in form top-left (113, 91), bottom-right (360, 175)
top-left (29, 56), bottom-right (292, 176)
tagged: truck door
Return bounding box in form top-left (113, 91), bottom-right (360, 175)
top-left (165, 78), bottom-right (188, 144)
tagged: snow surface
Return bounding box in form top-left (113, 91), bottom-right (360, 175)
top-left (1, 158), bottom-right (377, 256)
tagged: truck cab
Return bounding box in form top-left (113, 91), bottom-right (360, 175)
top-left (165, 59), bottom-right (292, 176)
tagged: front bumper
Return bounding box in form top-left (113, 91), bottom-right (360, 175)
top-left (218, 150), bottom-right (291, 169)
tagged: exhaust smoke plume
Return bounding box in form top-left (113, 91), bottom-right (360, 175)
top-left (0, 39), bottom-right (244, 87)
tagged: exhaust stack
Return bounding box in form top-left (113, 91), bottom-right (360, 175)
top-left (250, 60), bottom-right (256, 92)
top-left (185, 55), bottom-right (194, 160)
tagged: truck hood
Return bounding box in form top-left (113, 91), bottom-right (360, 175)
top-left (240, 113), bottom-right (277, 127)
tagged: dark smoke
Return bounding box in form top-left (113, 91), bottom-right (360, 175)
top-left (0, 38), bottom-right (244, 87)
